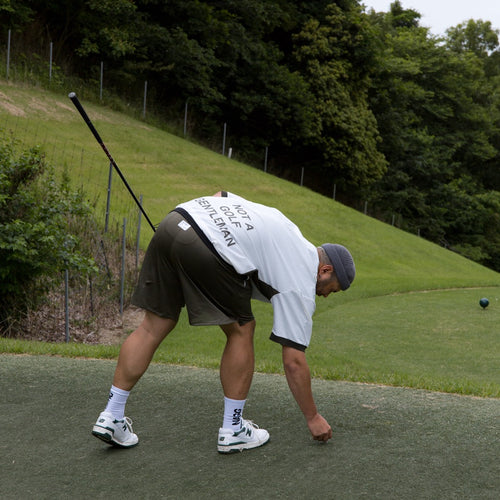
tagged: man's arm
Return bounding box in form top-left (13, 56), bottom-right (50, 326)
top-left (282, 346), bottom-right (332, 442)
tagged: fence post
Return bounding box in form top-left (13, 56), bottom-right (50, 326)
top-left (6, 29), bottom-right (11, 79)
top-left (105, 161), bottom-right (112, 233)
top-left (65, 269), bottom-right (70, 342)
top-left (136, 195), bottom-right (143, 269)
top-left (142, 81), bottom-right (148, 119)
top-left (364, 201), bottom-right (368, 215)
top-left (264, 146), bottom-right (268, 172)
top-left (184, 101), bottom-right (188, 137)
top-left (100, 61), bottom-right (104, 100)
top-left (300, 167), bottom-right (304, 186)
top-left (120, 218), bottom-right (127, 315)
top-left (333, 184), bottom-right (336, 200)
top-left (222, 123), bottom-right (227, 155)
top-left (49, 42), bottom-right (53, 83)
top-left (89, 275), bottom-right (94, 315)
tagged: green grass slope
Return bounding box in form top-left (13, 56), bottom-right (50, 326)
top-left (1, 81), bottom-right (499, 396)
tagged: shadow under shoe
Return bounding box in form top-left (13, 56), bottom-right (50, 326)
top-left (92, 411), bottom-right (139, 448)
top-left (218, 418), bottom-right (270, 453)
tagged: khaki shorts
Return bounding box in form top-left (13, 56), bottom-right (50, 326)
top-left (132, 210), bottom-right (254, 325)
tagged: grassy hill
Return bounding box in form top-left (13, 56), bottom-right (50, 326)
top-left (1, 81), bottom-right (499, 396)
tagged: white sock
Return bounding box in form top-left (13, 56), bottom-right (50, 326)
top-left (222, 397), bottom-right (246, 431)
top-left (104, 385), bottom-right (130, 420)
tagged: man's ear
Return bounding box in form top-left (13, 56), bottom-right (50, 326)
top-left (319, 264), bottom-right (333, 275)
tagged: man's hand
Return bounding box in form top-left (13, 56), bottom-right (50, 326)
top-left (282, 346), bottom-right (333, 443)
top-left (307, 413), bottom-right (332, 442)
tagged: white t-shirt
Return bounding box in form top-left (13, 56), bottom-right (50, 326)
top-left (177, 193), bottom-right (318, 350)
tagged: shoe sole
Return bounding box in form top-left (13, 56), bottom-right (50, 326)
top-left (92, 425), bottom-right (138, 448)
top-left (217, 436), bottom-right (270, 454)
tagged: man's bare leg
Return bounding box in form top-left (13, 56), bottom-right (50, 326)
top-left (219, 320), bottom-right (256, 399)
top-left (93, 310), bottom-right (176, 447)
top-left (113, 310), bottom-right (177, 390)
top-left (217, 320), bottom-right (269, 452)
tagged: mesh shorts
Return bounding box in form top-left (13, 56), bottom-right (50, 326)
top-left (132, 210), bottom-right (254, 326)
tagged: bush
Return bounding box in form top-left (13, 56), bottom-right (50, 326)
top-left (0, 132), bottom-right (97, 331)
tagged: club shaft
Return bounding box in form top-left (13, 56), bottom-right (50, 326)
top-left (68, 92), bottom-right (156, 233)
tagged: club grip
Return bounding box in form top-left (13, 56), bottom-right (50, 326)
top-left (68, 92), bottom-right (103, 144)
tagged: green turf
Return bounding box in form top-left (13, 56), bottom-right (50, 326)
top-left (1, 355), bottom-right (499, 500)
top-left (310, 288), bottom-right (500, 396)
top-left (1, 81), bottom-right (499, 397)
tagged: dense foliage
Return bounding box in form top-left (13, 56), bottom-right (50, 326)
top-left (0, 132), bottom-right (97, 328)
top-left (1, 0), bottom-right (499, 270)
top-left (365, 5), bottom-right (500, 270)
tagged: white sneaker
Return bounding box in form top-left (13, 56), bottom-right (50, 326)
top-left (217, 418), bottom-right (270, 453)
top-left (92, 411), bottom-right (139, 448)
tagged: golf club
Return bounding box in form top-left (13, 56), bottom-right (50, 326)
top-left (68, 92), bottom-right (156, 233)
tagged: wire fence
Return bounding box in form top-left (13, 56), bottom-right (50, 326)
top-left (0, 30), bottom-right (346, 188)
top-left (1, 29), bottom-right (410, 220)
top-left (0, 31), bottom-right (418, 342)
top-left (1, 107), bottom-right (146, 343)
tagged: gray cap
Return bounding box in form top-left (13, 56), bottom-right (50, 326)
top-left (321, 244), bottom-right (355, 291)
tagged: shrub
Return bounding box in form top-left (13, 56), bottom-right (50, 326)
top-left (0, 132), bottom-right (97, 331)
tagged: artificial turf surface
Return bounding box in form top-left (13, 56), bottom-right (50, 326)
top-left (1, 354), bottom-right (498, 499)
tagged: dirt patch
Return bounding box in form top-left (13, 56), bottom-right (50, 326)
top-left (27, 95), bottom-right (80, 121)
top-left (97, 306), bottom-right (144, 345)
top-left (4, 299), bottom-right (145, 346)
top-left (0, 91), bottom-right (26, 116)
top-left (55, 101), bottom-right (74, 112)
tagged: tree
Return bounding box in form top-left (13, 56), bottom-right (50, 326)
top-left (446, 19), bottom-right (500, 192)
top-left (0, 0), bottom-right (33, 33)
top-left (366, 3), bottom-right (500, 270)
top-left (386, 0), bottom-right (420, 29)
top-left (292, 3), bottom-right (387, 190)
top-left (446, 19), bottom-right (499, 58)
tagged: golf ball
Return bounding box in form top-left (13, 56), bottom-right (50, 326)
top-left (479, 298), bottom-right (489, 309)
